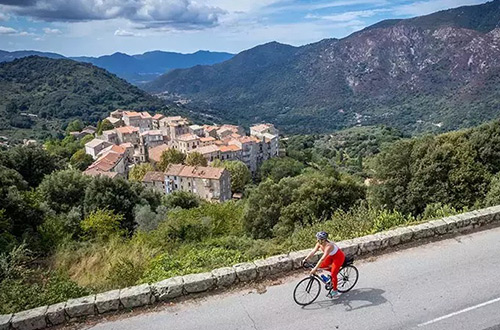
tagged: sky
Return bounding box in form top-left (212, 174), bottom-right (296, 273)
top-left (0, 0), bottom-right (490, 57)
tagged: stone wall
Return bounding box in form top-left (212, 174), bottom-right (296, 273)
top-left (2, 205), bottom-right (500, 330)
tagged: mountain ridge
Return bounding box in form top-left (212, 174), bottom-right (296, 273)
top-left (145, 0), bottom-right (500, 134)
top-left (0, 50), bottom-right (234, 85)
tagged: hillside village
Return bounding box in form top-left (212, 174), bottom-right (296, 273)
top-left (80, 110), bottom-right (279, 201)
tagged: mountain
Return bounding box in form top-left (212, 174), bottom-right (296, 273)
top-left (0, 56), bottom-right (164, 140)
top-left (0, 50), bottom-right (65, 62)
top-left (0, 50), bottom-right (234, 85)
top-left (145, 0), bottom-right (500, 134)
top-left (71, 50), bottom-right (234, 84)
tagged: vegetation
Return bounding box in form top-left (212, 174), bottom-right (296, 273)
top-left (185, 152), bottom-right (208, 167)
top-left (129, 163), bottom-right (155, 182)
top-left (3, 119), bottom-right (500, 314)
top-left (146, 1), bottom-right (500, 135)
top-left (212, 160), bottom-right (251, 193)
top-left (158, 149), bottom-right (186, 171)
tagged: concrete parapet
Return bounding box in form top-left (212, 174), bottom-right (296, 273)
top-left (183, 273), bottom-right (216, 293)
top-left (95, 290), bottom-right (121, 314)
top-left (0, 314), bottom-right (12, 330)
top-left (233, 262), bottom-right (257, 282)
top-left (152, 276), bottom-right (184, 302)
top-left (65, 295), bottom-right (96, 318)
top-left (212, 267), bottom-right (237, 288)
top-left (6, 205), bottom-right (500, 330)
top-left (45, 303), bottom-right (66, 326)
top-left (119, 284), bottom-right (152, 309)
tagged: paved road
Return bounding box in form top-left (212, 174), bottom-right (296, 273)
top-left (85, 227), bottom-right (500, 330)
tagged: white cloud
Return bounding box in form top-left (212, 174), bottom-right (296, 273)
top-left (0, 25), bottom-right (16, 34)
top-left (114, 29), bottom-right (140, 37)
top-left (1, 0), bottom-right (226, 30)
top-left (0, 11), bottom-right (8, 21)
top-left (18, 31), bottom-right (35, 36)
top-left (306, 9), bottom-right (385, 22)
top-left (43, 27), bottom-right (61, 34)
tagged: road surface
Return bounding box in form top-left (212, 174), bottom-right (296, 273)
top-left (82, 227), bottom-right (500, 330)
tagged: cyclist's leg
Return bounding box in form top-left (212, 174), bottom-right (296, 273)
top-left (330, 250), bottom-right (345, 291)
top-left (319, 254), bottom-right (334, 270)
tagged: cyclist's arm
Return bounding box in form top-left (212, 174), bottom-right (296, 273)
top-left (304, 243), bottom-right (320, 262)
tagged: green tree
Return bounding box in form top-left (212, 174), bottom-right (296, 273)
top-left (185, 152), bottom-right (208, 167)
top-left (158, 149), bottom-right (186, 171)
top-left (484, 174), bottom-right (500, 207)
top-left (244, 171), bottom-right (365, 239)
top-left (70, 149), bottom-right (93, 171)
top-left (84, 176), bottom-right (163, 232)
top-left (129, 163), bottom-right (154, 182)
top-left (214, 160), bottom-right (251, 193)
top-left (0, 166), bottom-right (43, 252)
top-left (81, 209), bottom-right (124, 239)
top-left (65, 119), bottom-right (84, 134)
top-left (37, 169), bottom-right (91, 214)
top-left (0, 145), bottom-right (62, 187)
top-left (96, 119), bottom-right (115, 136)
top-left (259, 157), bottom-right (304, 182)
top-left (165, 191), bottom-right (200, 209)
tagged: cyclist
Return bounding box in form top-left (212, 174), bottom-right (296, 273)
top-left (303, 231), bottom-right (345, 298)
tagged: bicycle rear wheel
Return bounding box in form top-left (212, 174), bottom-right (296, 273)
top-left (293, 276), bottom-right (321, 306)
top-left (337, 265), bottom-right (359, 293)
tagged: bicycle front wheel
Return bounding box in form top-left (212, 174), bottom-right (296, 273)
top-left (293, 276), bottom-right (321, 306)
top-left (337, 265), bottom-right (359, 293)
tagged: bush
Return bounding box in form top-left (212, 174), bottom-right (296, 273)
top-left (81, 209), bottom-right (124, 240)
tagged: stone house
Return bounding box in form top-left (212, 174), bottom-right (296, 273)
top-left (142, 171), bottom-right (166, 192)
top-left (116, 126), bottom-right (140, 146)
top-left (85, 138), bottom-right (112, 159)
top-left (164, 164), bottom-right (231, 202)
top-left (175, 133), bottom-right (200, 153)
top-left (123, 111), bottom-right (153, 132)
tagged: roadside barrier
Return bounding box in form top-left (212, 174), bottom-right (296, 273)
top-left (2, 205), bottom-right (499, 330)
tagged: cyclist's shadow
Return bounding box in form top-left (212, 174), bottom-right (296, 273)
top-left (301, 288), bottom-right (387, 311)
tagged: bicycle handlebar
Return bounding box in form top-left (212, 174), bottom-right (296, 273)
top-left (302, 261), bottom-right (316, 269)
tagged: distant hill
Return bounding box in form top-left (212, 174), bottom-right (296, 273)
top-left (0, 50), bottom-right (65, 62)
top-left (72, 50), bottom-right (234, 84)
top-left (0, 56), bottom-right (165, 140)
top-left (0, 49), bottom-right (233, 85)
top-left (145, 0), bottom-right (500, 134)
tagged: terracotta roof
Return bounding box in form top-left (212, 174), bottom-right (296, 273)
top-left (123, 111), bottom-right (151, 119)
top-left (176, 133), bottom-right (199, 142)
top-left (196, 145), bottom-right (220, 155)
top-left (148, 144), bottom-right (170, 162)
top-left (119, 142), bottom-right (134, 149)
top-left (164, 164), bottom-right (185, 176)
top-left (142, 171), bottom-right (165, 183)
top-left (88, 152), bottom-right (123, 172)
top-left (116, 126), bottom-right (139, 134)
top-left (238, 136), bottom-right (259, 143)
top-left (200, 137), bottom-right (216, 142)
top-left (203, 125), bottom-right (219, 132)
top-left (219, 145), bottom-right (241, 152)
top-left (153, 114), bottom-right (165, 120)
top-left (165, 164), bottom-right (225, 180)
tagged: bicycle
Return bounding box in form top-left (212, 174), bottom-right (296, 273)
top-left (293, 255), bottom-right (359, 306)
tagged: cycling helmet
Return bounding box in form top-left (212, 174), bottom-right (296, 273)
top-left (315, 231), bottom-right (328, 240)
